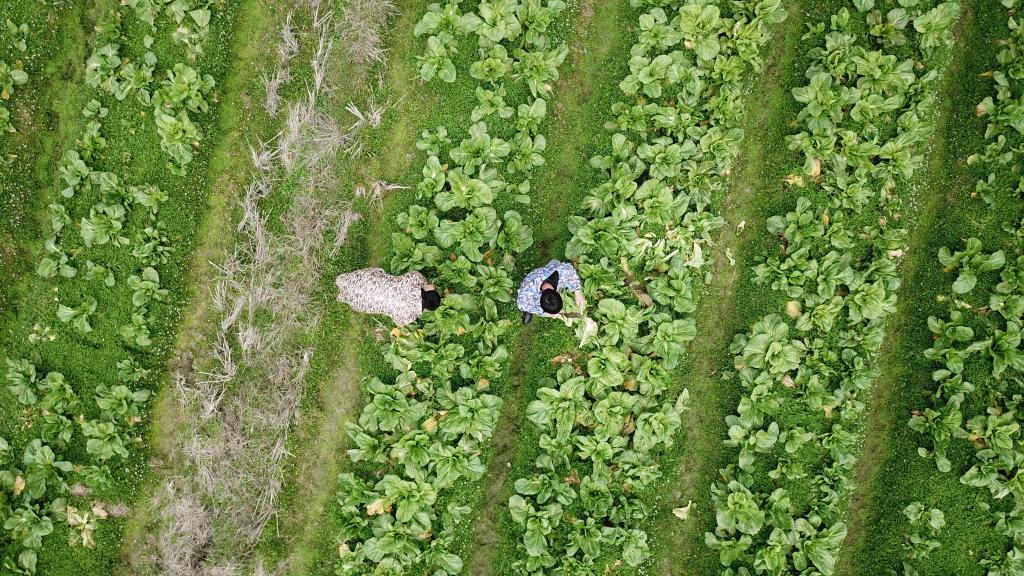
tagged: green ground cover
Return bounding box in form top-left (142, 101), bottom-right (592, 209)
top-left (843, 1), bottom-right (1024, 573)
top-left (276, 2), bottom-right (588, 574)
top-left (1, 1), bottom-right (86, 319)
top-left (492, 0), bottom-right (793, 573)
top-left (0, 0), bottom-right (246, 573)
top-left (646, 0), bottom-right (813, 569)
top-left (2, 0), bottom-right (1017, 574)
top-left (686, 0), bottom-right (966, 572)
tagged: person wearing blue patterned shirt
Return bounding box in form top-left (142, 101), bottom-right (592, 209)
top-left (517, 260), bottom-right (586, 324)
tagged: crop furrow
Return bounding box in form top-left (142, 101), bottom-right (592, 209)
top-left (703, 0), bottom-right (962, 573)
top-left (502, 0), bottom-right (789, 572)
top-left (331, 2), bottom-right (574, 574)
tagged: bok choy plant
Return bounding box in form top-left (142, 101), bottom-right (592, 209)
top-left (332, 2), bottom-right (570, 574)
top-left (705, 1), bottom-right (960, 573)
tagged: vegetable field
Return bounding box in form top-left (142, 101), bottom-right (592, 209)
top-left (0, 0), bottom-right (1021, 575)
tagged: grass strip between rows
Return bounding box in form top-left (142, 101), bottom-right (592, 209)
top-left (844, 0), bottom-right (1024, 572)
top-left (842, 0), bottom-right (1024, 572)
top-left (643, 0), bottom-right (812, 569)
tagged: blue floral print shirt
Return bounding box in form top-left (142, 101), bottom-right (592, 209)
top-left (517, 260), bottom-right (581, 315)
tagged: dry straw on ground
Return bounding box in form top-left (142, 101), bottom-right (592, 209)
top-left (147, 0), bottom-right (395, 573)
top-left (337, 0), bottom-right (396, 65)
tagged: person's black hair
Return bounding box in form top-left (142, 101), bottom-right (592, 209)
top-left (540, 289), bottom-right (562, 314)
top-left (422, 289), bottom-right (442, 311)
top-left (543, 270), bottom-right (559, 289)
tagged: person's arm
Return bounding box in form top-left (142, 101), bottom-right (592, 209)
top-left (335, 272), bottom-right (357, 303)
top-left (557, 263), bottom-right (585, 310)
top-left (392, 310), bottom-right (416, 326)
top-left (336, 275), bottom-right (346, 302)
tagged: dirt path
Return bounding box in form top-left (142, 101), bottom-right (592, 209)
top-left (835, 4), bottom-right (977, 574)
top-left (642, 1), bottom-right (811, 572)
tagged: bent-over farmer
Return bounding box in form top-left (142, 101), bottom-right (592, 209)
top-left (336, 268), bottom-right (442, 326)
top-left (517, 260), bottom-right (586, 324)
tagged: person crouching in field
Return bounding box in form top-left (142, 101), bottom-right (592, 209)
top-left (336, 268), bottom-right (442, 326)
top-left (517, 260), bottom-right (586, 324)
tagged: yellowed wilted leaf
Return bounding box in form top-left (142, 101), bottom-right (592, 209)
top-left (422, 417), bottom-right (438, 433)
top-left (13, 475), bottom-right (25, 497)
top-left (366, 499), bottom-right (387, 516)
top-left (783, 174), bottom-right (805, 187)
top-left (672, 501), bottom-right (694, 521)
top-left (91, 503), bottom-right (109, 520)
top-left (67, 507), bottom-right (85, 527)
top-left (338, 542), bottom-right (351, 557)
top-left (785, 301), bottom-right (802, 318)
top-left (551, 353), bottom-right (574, 366)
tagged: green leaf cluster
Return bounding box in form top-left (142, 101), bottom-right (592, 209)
top-left (708, 1), bottom-right (960, 572)
top-left (336, 2), bottom-right (570, 573)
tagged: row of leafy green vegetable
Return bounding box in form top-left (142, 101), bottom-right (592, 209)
top-left (330, 1), bottom-right (570, 574)
top-left (501, 0), bottom-right (788, 572)
top-left (703, 1), bottom-right (960, 574)
top-left (0, 2), bottom-right (219, 573)
top-left (0, 19), bottom-right (31, 158)
top-left (909, 0), bottom-right (1024, 571)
